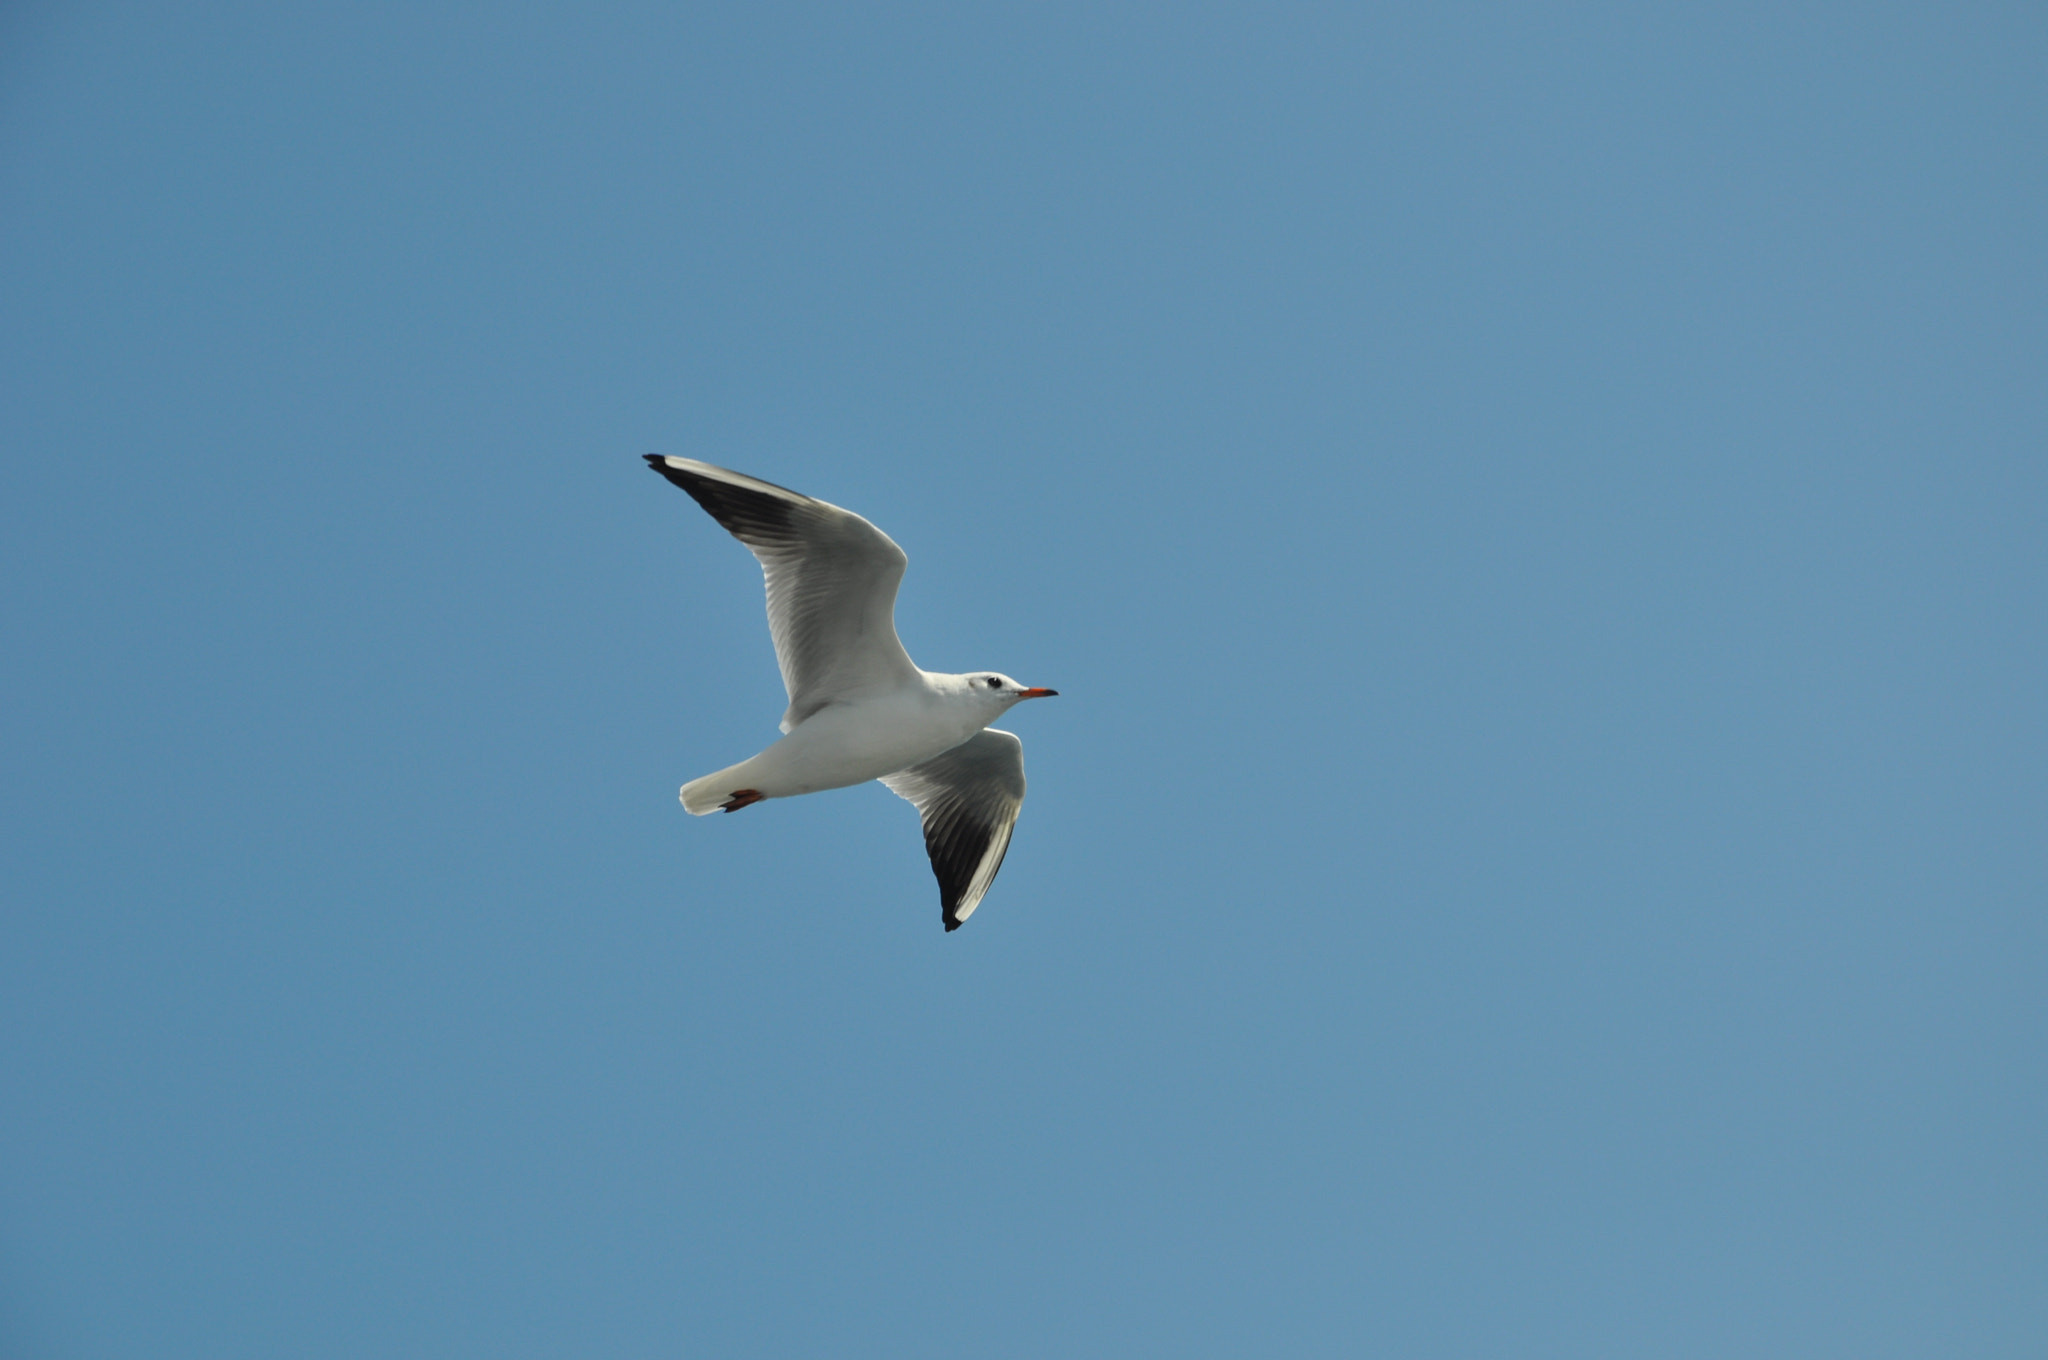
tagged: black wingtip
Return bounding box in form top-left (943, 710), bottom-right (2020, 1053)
top-left (943, 913), bottom-right (962, 932)
top-left (643, 454), bottom-right (709, 499)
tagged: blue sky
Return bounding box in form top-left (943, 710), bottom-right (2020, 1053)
top-left (3, 3), bottom-right (2043, 1356)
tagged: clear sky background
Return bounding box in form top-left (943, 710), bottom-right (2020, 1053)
top-left (3, 3), bottom-right (2043, 1356)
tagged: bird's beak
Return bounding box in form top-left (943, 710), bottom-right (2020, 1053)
top-left (1017, 687), bottom-right (1059, 699)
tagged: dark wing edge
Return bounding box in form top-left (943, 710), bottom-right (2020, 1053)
top-left (643, 454), bottom-right (811, 554)
top-left (880, 729), bottom-right (1028, 932)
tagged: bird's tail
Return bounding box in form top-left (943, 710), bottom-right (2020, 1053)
top-left (680, 761), bottom-right (752, 816)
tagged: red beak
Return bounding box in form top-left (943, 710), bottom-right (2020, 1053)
top-left (1017, 687), bottom-right (1059, 699)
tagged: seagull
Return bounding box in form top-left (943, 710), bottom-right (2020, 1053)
top-left (643, 455), bottom-right (1059, 932)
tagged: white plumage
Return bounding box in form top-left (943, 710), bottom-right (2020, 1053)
top-left (645, 456), bottom-right (1058, 931)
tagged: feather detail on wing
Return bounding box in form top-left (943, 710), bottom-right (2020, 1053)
top-left (881, 729), bottom-right (1028, 931)
top-left (645, 455), bottom-right (919, 731)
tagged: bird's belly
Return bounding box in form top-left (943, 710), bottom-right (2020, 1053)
top-left (751, 699), bottom-right (976, 797)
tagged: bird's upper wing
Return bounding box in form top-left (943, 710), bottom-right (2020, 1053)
top-left (646, 456), bottom-right (920, 731)
top-left (880, 728), bottom-right (1028, 932)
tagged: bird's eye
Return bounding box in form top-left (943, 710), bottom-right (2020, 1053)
top-left (986, 676), bottom-right (1001, 689)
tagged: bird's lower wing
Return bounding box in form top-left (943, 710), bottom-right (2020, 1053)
top-left (880, 729), bottom-right (1028, 932)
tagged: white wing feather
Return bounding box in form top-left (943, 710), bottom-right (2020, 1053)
top-left (646, 456), bottom-right (920, 731)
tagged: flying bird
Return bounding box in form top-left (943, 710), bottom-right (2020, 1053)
top-left (644, 455), bottom-right (1058, 931)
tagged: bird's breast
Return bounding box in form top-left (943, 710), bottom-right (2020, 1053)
top-left (767, 688), bottom-right (983, 794)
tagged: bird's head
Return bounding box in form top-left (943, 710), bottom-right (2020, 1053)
top-left (964, 673), bottom-right (1059, 709)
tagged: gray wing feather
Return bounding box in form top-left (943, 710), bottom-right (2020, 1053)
top-left (645, 456), bottom-right (920, 731)
top-left (880, 729), bottom-right (1027, 932)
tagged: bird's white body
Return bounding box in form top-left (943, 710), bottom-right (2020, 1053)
top-left (681, 673), bottom-right (1002, 814)
top-left (644, 455), bottom-right (1056, 930)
